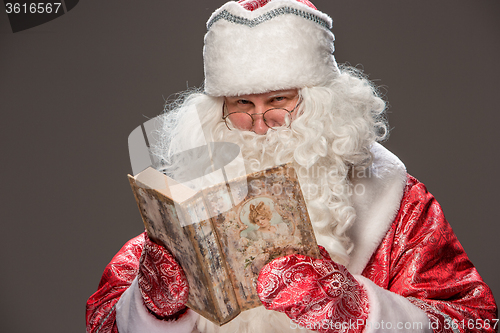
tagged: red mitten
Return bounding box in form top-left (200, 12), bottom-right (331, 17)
top-left (137, 234), bottom-right (189, 319)
top-left (257, 247), bottom-right (369, 332)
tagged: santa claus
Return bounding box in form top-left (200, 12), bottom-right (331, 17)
top-left (86, 0), bottom-right (497, 332)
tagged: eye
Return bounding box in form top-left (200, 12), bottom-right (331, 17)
top-left (237, 99), bottom-right (251, 105)
top-left (271, 94), bottom-right (298, 105)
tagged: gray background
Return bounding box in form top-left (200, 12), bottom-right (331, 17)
top-left (0, 1), bottom-right (498, 332)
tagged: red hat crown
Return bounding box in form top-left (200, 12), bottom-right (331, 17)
top-left (238, 0), bottom-right (317, 11)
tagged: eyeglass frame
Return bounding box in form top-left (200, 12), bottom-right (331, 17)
top-left (222, 97), bottom-right (302, 131)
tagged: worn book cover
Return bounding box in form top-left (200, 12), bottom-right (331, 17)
top-left (128, 163), bottom-right (320, 325)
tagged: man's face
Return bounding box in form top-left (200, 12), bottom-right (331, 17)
top-left (223, 89), bottom-right (300, 135)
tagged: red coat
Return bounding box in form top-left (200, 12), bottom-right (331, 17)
top-left (86, 144), bottom-right (497, 333)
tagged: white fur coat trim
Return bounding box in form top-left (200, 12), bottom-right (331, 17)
top-left (347, 143), bottom-right (408, 275)
top-left (116, 277), bottom-right (198, 333)
top-left (203, 0), bottom-right (339, 96)
top-left (356, 276), bottom-right (432, 332)
top-left (116, 276), bottom-right (433, 333)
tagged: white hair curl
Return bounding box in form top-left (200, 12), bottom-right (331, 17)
top-left (152, 66), bottom-right (387, 269)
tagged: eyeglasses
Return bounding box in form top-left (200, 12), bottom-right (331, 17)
top-left (222, 98), bottom-right (302, 131)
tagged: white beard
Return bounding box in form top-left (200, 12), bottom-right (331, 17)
top-left (210, 119), bottom-right (356, 266)
top-left (153, 72), bottom-right (386, 333)
top-left (155, 90), bottom-right (362, 265)
top-left (156, 113), bottom-right (356, 333)
top-left (167, 121), bottom-right (352, 333)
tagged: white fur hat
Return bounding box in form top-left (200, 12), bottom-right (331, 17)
top-left (203, 0), bottom-right (339, 97)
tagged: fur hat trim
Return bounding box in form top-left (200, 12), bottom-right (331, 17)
top-left (203, 0), bottom-right (339, 96)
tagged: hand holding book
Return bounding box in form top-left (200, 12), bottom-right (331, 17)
top-left (257, 246), bottom-right (369, 332)
top-left (138, 234), bottom-right (189, 319)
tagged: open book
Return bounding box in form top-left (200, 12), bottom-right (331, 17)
top-left (128, 163), bottom-right (319, 325)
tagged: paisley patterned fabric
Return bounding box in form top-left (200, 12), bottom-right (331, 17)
top-left (361, 175), bottom-right (498, 333)
top-left (86, 234), bottom-right (189, 333)
top-left (86, 235), bottom-right (144, 333)
top-left (137, 234), bottom-right (189, 319)
top-left (86, 175), bottom-right (498, 333)
top-left (257, 246), bottom-right (369, 332)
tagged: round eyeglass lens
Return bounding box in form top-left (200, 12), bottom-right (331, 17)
top-left (226, 112), bottom-right (254, 130)
top-left (263, 108), bottom-right (291, 128)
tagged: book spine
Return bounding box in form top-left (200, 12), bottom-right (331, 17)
top-left (128, 176), bottom-right (237, 325)
top-left (180, 196), bottom-right (241, 325)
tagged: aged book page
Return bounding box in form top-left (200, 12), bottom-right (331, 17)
top-left (202, 164), bottom-right (320, 311)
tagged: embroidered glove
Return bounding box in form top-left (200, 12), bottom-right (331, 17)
top-left (257, 246), bottom-right (369, 332)
top-left (137, 234), bottom-right (189, 319)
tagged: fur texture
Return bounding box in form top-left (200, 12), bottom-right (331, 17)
top-left (153, 68), bottom-right (388, 267)
top-left (116, 278), bottom-right (199, 333)
top-left (203, 0), bottom-right (339, 96)
top-left (356, 276), bottom-right (432, 333)
top-left (348, 142), bottom-right (407, 275)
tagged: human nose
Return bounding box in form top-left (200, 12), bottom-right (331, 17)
top-left (250, 104), bottom-right (269, 135)
top-left (252, 117), bottom-right (268, 135)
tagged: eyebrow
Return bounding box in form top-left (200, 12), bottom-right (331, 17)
top-left (268, 91), bottom-right (297, 99)
top-left (226, 90), bottom-right (297, 101)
